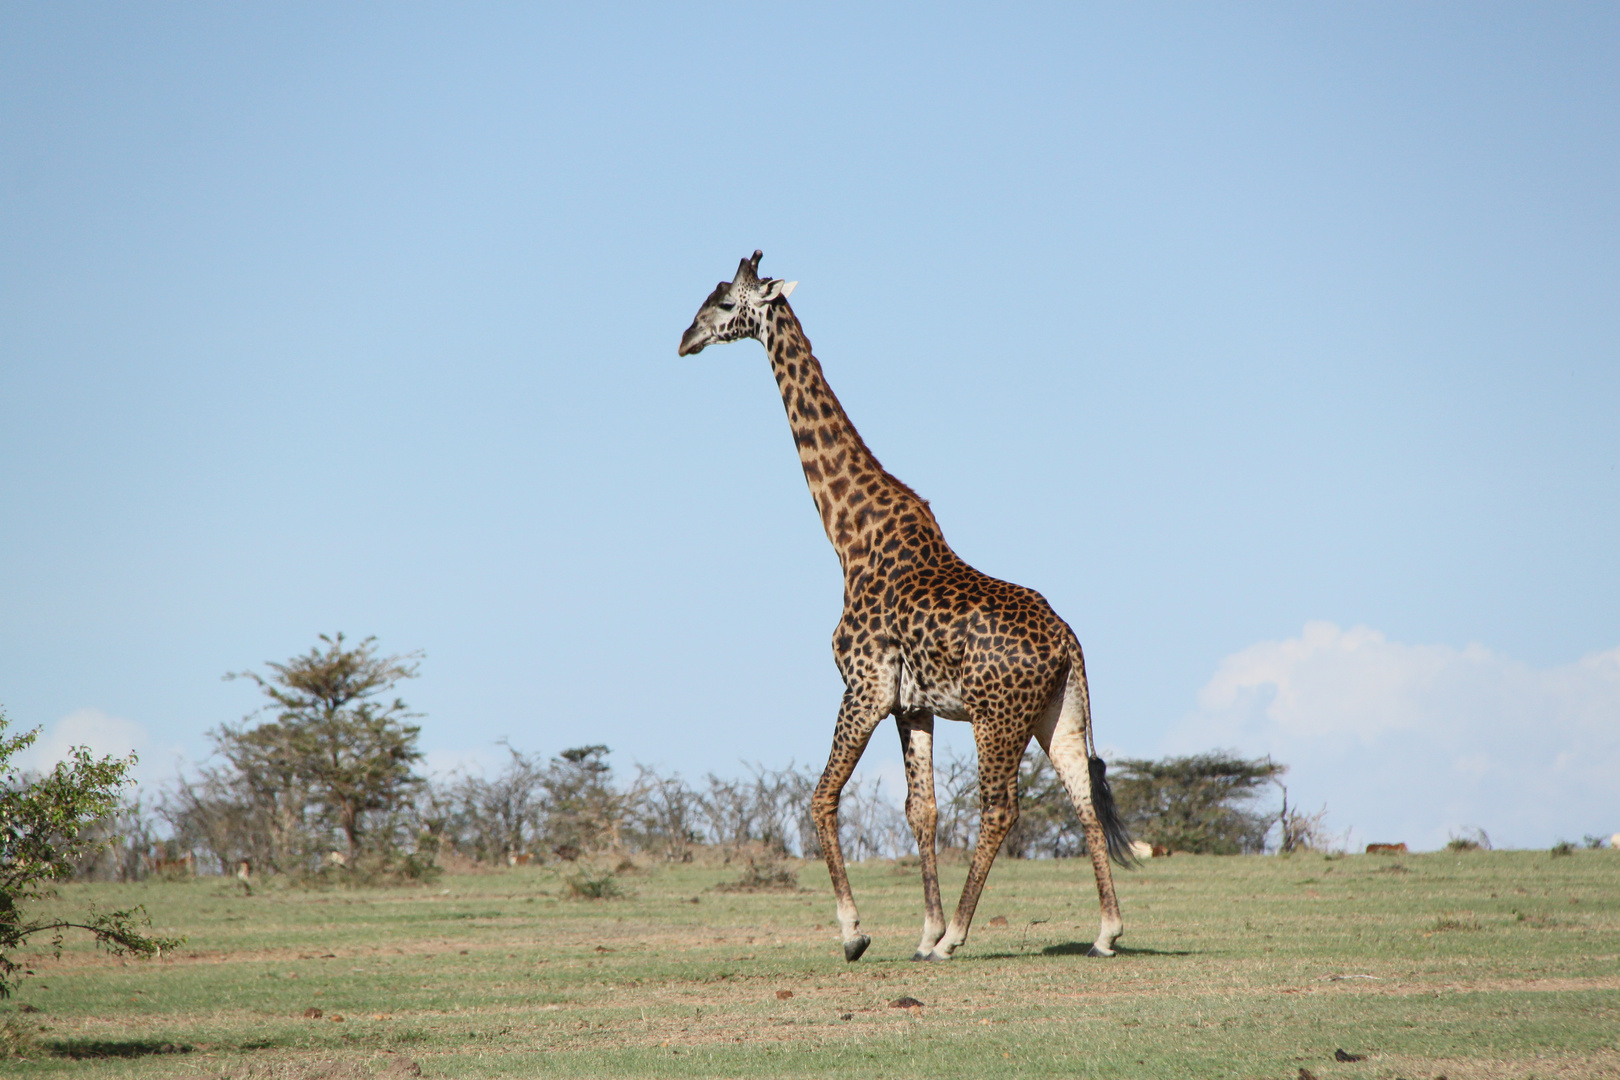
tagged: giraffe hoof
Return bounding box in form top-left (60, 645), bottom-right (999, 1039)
top-left (844, 935), bottom-right (871, 963)
top-left (911, 950), bottom-right (930, 962)
top-left (920, 948), bottom-right (952, 962)
top-left (1087, 945), bottom-right (1116, 958)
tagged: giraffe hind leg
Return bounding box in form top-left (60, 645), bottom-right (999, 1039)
top-left (1034, 679), bottom-right (1126, 956)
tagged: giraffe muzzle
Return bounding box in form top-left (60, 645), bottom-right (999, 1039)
top-left (677, 325), bottom-right (706, 356)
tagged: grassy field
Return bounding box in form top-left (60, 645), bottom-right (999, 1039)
top-left (3, 848), bottom-right (1617, 1079)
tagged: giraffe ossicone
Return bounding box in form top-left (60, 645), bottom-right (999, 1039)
top-left (679, 252), bottom-right (1134, 961)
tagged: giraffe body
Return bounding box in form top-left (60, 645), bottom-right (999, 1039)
top-left (680, 252), bottom-right (1131, 961)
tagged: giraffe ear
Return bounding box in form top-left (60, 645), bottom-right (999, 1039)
top-left (760, 278), bottom-right (797, 302)
top-left (781, 281), bottom-right (798, 298)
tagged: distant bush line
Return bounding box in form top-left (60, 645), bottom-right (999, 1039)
top-left (48, 635), bottom-right (1313, 883)
top-left (67, 743), bottom-right (1310, 883)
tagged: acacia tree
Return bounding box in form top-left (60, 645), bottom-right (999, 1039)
top-left (223, 634), bottom-right (425, 864)
top-left (0, 713), bottom-right (181, 998)
top-left (1111, 752), bottom-right (1283, 854)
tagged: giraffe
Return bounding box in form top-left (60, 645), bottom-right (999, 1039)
top-left (679, 251), bottom-right (1133, 962)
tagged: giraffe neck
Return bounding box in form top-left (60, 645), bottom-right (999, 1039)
top-left (761, 303), bottom-right (943, 579)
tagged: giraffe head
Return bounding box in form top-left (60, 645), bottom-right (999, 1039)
top-left (678, 250), bottom-right (798, 356)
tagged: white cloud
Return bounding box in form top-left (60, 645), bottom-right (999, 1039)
top-left (1164, 622), bottom-right (1620, 851)
top-left (8, 707), bottom-right (177, 787)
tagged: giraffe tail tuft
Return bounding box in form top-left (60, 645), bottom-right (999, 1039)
top-left (1088, 756), bottom-right (1137, 868)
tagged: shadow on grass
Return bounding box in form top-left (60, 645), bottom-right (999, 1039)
top-left (964, 946), bottom-right (1196, 960)
top-left (1041, 942), bottom-right (1197, 957)
top-left (48, 1039), bottom-right (193, 1060)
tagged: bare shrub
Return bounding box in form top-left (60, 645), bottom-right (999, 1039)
top-left (163, 756), bottom-right (309, 875)
top-left (1273, 782), bottom-right (1331, 854)
top-left (69, 794), bottom-right (167, 881)
top-left (934, 748), bottom-right (980, 853)
top-left (695, 764), bottom-right (820, 858)
top-left (429, 743), bottom-right (546, 865)
top-left (625, 766), bottom-right (703, 862)
top-left (835, 774), bottom-right (913, 861)
top-left (1446, 826), bottom-right (1492, 852)
top-left (699, 773), bottom-right (773, 856)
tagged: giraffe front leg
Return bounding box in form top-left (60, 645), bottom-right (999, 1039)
top-left (897, 713), bottom-right (946, 960)
top-left (923, 734), bottom-right (1023, 961)
top-left (813, 689), bottom-right (885, 962)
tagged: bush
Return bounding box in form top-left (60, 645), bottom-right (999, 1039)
top-left (563, 871), bottom-right (624, 900)
top-left (1550, 840), bottom-right (1575, 857)
top-left (1, 713), bottom-right (182, 998)
top-left (714, 857), bottom-right (799, 893)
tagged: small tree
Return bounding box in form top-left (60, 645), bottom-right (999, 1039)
top-left (223, 634), bottom-right (425, 864)
top-left (540, 746), bottom-right (623, 856)
top-left (0, 713), bottom-right (181, 998)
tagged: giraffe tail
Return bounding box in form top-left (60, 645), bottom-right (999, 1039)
top-left (1089, 755), bottom-right (1137, 868)
top-left (1066, 634), bottom-right (1136, 868)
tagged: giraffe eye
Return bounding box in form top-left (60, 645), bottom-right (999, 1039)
top-left (718, 301), bottom-right (736, 311)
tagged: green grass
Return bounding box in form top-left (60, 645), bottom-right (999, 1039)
top-left (4, 849), bottom-right (1618, 1078)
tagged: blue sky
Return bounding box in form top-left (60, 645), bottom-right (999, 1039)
top-left (2, 4), bottom-right (1616, 850)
